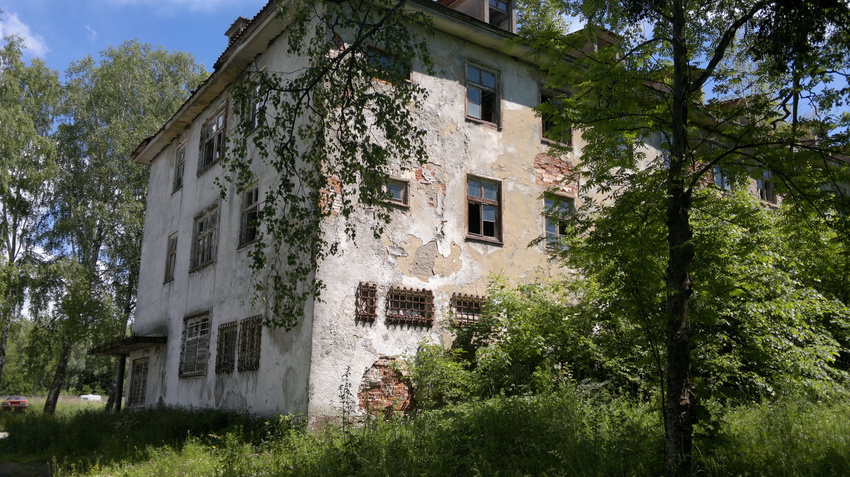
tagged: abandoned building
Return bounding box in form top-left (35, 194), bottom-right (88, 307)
top-left (100, 0), bottom-right (659, 418)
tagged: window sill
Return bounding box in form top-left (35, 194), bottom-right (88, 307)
top-left (172, 186), bottom-right (183, 195)
top-left (189, 261), bottom-right (216, 274)
top-left (237, 240), bottom-right (257, 251)
top-left (465, 235), bottom-right (503, 246)
top-left (178, 372), bottom-right (206, 378)
top-left (196, 159), bottom-right (221, 177)
top-left (541, 137), bottom-right (572, 149)
top-left (465, 116), bottom-right (501, 131)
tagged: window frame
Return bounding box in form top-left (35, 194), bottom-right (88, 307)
top-left (215, 321), bottom-right (238, 374)
top-left (179, 313), bottom-right (211, 378)
top-left (386, 287), bottom-right (434, 326)
top-left (539, 89), bottom-right (572, 146)
top-left (758, 170), bottom-right (777, 203)
top-left (356, 282), bottom-right (378, 322)
top-left (239, 186), bottom-right (260, 248)
top-left (466, 63), bottom-right (500, 125)
top-left (238, 315), bottom-right (262, 372)
top-left (173, 145), bottom-right (185, 193)
top-left (164, 233), bottom-right (178, 283)
top-left (198, 108), bottom-right (226, 174)
top-left (383, 178), bottom-right (409, 207)
top-left (544, 194), bottom-right (573, 249)
top-left (190, 206), bottom-right (218, 272)
top-left (128, 358), bottom-right (149, 407)
top-left (467, 175), bottom-right (503, 243)
top-left (366, 46), bottom-right (411, 84)
top-left (450, 293), bottom-right (484, 327)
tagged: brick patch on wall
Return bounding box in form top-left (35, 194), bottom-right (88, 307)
top-left (358, 355), bottom-right (414, 417)
top-left (534, 153), bottom-right (578, 196)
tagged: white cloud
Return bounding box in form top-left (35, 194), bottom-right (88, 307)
top-left (0, 12), bottom-right (49, 57)
top-left (85, 25), bottom-right (99, 43)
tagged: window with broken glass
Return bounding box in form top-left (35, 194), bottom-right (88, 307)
top-left (451, 293), bottom-right (484, 326)
top-left (164, 233), bottom-right (178, 283)
top-left (467, 64), bottom-right (499, 124)
top-left (468, 176), bottom-right (502, 242)
top-left (386, 287), bottom-right (434, 326)
top-left (540, 89), bottom-right (572, 145)
top-left (199, 109), bottom-right (226, 173)
top-left (190, 207), bottom-right (218, 271)
top-left (173, 145), bottom-right (185, 192)
top-left (239, 186), bottom-right (260, 247)
top-left (238, 315), bottom-right (262, 372)
top-left (180, 314), bottom-right (210, 377)
top-left (215, 321), bottom-right (238, 374)
top-left (544, 195), bottom-right (572, 249)
top-left (356, 282), bottom-right (378, 322)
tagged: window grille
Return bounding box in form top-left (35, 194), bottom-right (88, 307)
top-left (180, 314), bottom-right (210, 377)
top-left (215, 321), bottom-right (238, 374)
top-left (238, 315), bottom-right (262, 372)
top-left (451, 293), bottom-right (484, 326)
top-left (128, 358), bottom-right (149, 407)
top-left (386, 287), bottom-right (434, 326)
top-left (356, 282), bottom-right (378, 322)
top-left (164, 233), bottom-right (178, 283)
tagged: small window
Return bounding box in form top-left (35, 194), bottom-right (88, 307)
top-left (540, 90), bottom-right (571, 145)
top-left (215, 321), bottom-right (237, 374)
top-left (250, 84), bottom-right (266, 130)
top-left (758, 170), bottom-right (776, 203)
top-left (384, 179), bottom-right (409, 206)
top-left (164, 233), bottom-right (178, 283)
top-left (367, 47), bottom-right (410, 83)
top-left (386, 287), bottom-right (434, 326)
top-left (467, 64), bottom-right (499, 124)
top-left (238, 315), bottom-right (262, 372)
top-left (451, 293), bottom-right (484, 326)
top-left (544, 196), bottom-right (572, 248)
top-left (356, 282), bottom-right (378, 322)
top-left (128, 358), bottom-right (149, 407)
top-left (199, 109), bottom-right (226, 173)
top-left (239, 186), bottom-right (260, 247)
top-left (191, 207), bottom-right (218, 271)
top-left (713, 166), bottom-right (731, 191)
top-left (173, 146), bottom-right (185, 192)
top-left (467, 176), bottom-right (502, 242)
top-left (180, 314), bottom-right (210, 377)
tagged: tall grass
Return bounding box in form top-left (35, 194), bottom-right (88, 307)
top-left (1, 392), bottom-right (847, 476)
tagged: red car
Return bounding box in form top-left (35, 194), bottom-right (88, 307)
top-left (1, 396), bottom-right (28, 412)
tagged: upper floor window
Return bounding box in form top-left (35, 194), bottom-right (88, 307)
top-left (367, 47), bottom-right (410, 83)
top-left (180, 313), bottom-right (210, 377)
top-left (540, 90), bottom-right (571, 145)
top-left (164, 233), bottom-right (178, 283)
top-left (467, 64), bottom-right (499, 124)
top-left (488, 0), bottom-right (511, 28)
top-left (467, 176), bottom-right (502, 242)
top-left (713, 166), bottom-right (732, 191)
top-left (199, 109), bottom-right (226, 173)
top-left (191, 206), bottom-right (218, 271)
top-left (758, 170), bottom-right (776, 203)
top-left (239, 186), bottom-right (260, 247)
top-left (544, 195), bottom-right (573, 249)
top-left (173, 146), bottom-right (185, 192)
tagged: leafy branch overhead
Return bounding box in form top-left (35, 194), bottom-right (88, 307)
top-left (222, 0), bottom-right (433, 330)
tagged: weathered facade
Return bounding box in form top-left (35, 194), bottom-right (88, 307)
top-left (120, 0), bottom-right (623, 418)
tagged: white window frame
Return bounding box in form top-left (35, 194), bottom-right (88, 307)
top-left (180, 313), bottom-right (211, 377)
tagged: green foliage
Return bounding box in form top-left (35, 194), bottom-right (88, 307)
top-left (221, 0), bottom-right (433, 329)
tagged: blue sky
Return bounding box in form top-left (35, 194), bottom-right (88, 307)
top-left (1, 0), bottom-right (269, 77)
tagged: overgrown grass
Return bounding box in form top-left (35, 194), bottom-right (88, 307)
top-left (1, 392), bottom-right (847, 476)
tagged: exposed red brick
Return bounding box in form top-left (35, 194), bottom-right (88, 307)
top-left (358, 356), bottom-right (414, 417)
top-left (534, 153), bottom-right (579, 196)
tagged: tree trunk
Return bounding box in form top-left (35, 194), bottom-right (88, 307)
top-left (664, 0), bottom-right (695, 475)
top-left (43, 337), bottom-right (73, 414)
top-left (0, 314), bottom-right (9, 389)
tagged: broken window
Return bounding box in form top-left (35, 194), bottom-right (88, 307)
top-left (356, 282), bottom-right (378, 322)
top-left (173, 145), bottom-right (185, 192)
top-left (758, 170), bottom-right (776, 203)
top-left (215, 321), bottom-right (237, 374)
top-left (467, 176), bottom-right (502, 242)
top-left (467, 64), bottom-right (499, 124)
top-left (451, 293), bottom-right (484, 326)
top-left (164, 233), bottom-right (178, 283)
top-left (540, 89), bottom-right (571, 145)
top-left (180, 314), bottom-right (210, 377)
top-left (238, 315), bottom-right (262, 372)
top-left (199, 109), bottom-right (226, 173)
top-left (128, 358), bottom-right (149, 407)
top-left (239, 186), bottom-right (260, 247)
top-left (544, 195), bottom-right (572, 249)
top-left (386, 287), bottom-right (434, 326)
top-left (384, 179), bottom-right (409, 206)
top-left (190, 206), bottom-right (218, 271)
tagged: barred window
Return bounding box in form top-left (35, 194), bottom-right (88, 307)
top-left (199, 109), bottom-right (226, 173)
top-left (128, 358), bottom-right (149, 407)
top-left (180, 314), bottom-right (210, 377)
top-left (238, 315), bottom-right (262, 372)
top-left (386, 287), bottom-right (434, 326)
top-left (356, 282), bottom-right (378, 322)
top-left (191, 207), bottom-right (218, 270)
top-left (239, 186), bottom-right (260, 247)
top-left (215, 321), bottom-right (238, 374)
top-left (451, 293), bottom-right (484, 326)
top-left (164, 233), bottom-right (178, 283)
